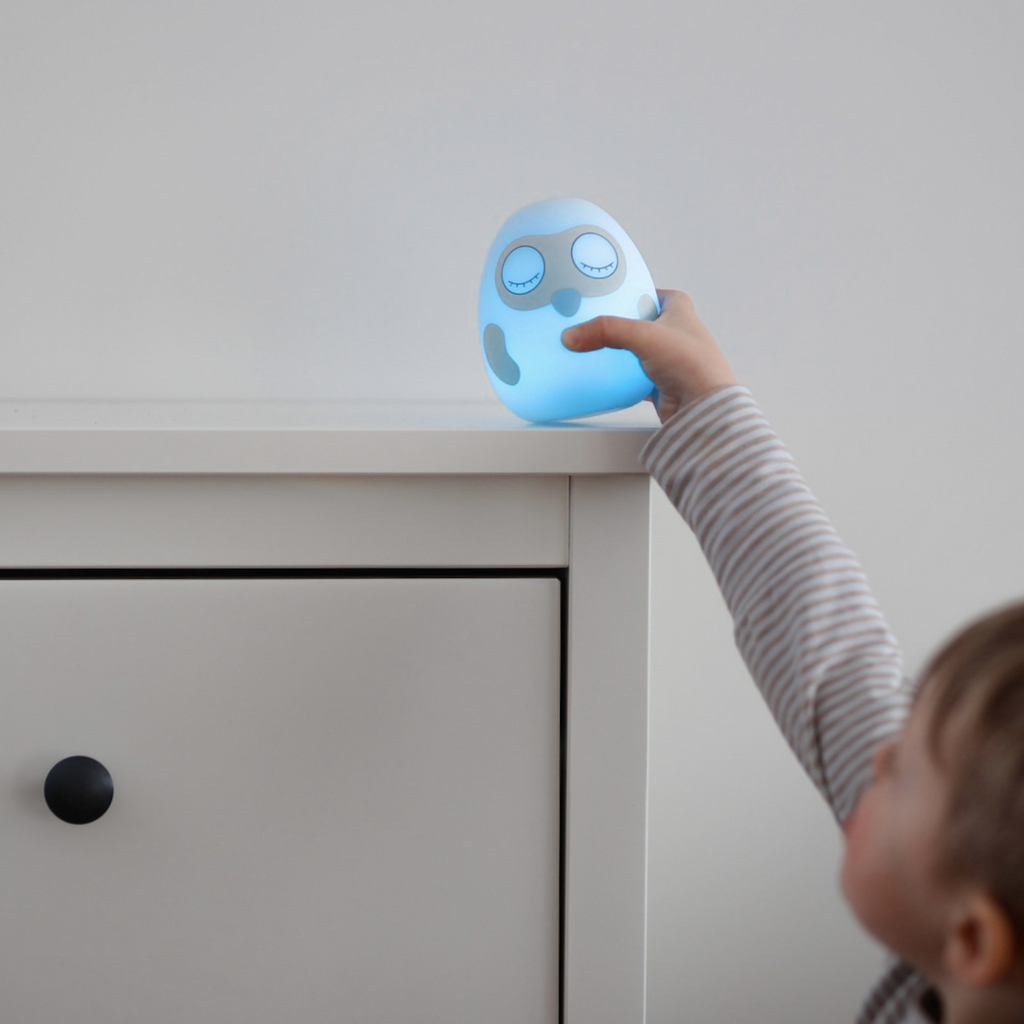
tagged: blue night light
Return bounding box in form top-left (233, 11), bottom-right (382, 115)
top-left (479, 197), bottom-right (658, 423)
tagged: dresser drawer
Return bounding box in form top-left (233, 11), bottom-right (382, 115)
top-left (0, 475), bottom-right (568, 568)
top-left (0, 575), bottom-right (561, 1023)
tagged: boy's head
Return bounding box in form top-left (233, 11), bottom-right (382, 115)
top-left (923, 599), bottom-right (1024, 961)
top-left (841, 599), bottom-right (1024, 997)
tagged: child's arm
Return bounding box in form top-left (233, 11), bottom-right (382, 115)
top-left (565, 294), bottom-right (912, 824)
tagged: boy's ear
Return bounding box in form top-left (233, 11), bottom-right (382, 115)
top-left (944, 893), bottom-right (1017, 987)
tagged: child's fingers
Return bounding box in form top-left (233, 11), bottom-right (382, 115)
top-left (560, 289), bottom-right (735, 422)
top-left (561, 315), bottom-right (660, 357)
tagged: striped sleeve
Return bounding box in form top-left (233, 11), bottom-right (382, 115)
top-left (641, 386), bottom-right (912, 824)
top-left (855, 959), bottom-right (931, 1024)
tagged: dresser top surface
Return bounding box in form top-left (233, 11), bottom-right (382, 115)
top-left (0, 400), bottom-right (660, 475)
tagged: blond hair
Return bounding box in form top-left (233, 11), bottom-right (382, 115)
top-left (922, 599), bottom-right (1024, 940)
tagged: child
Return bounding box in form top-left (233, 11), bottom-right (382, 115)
top-left (563, 292), bottom-right (1024, 1024)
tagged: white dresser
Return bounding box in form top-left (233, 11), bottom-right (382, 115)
top-left (0, 400), bottom-right (658, 1024)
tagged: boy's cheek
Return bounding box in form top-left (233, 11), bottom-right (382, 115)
top-left (842, 786), bottom-right (873, 843)
top-left (839, 826), bottom-right (860, 902)
top-left (839, 794), bottom-right (876, 908)
top-left (839, 828), bottom-right (879, 935)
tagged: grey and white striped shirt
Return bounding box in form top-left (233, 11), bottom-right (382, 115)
top-left (641, 386), bottom-right (938, 1024)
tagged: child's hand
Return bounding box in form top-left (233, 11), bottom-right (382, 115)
top-left (561, 290), bottom-right (737, 423)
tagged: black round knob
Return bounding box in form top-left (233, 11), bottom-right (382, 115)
top-left (44, 756), bottom-right (114, 824)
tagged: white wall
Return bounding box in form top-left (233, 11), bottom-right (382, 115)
top-left (4, 1), bottom-right (1023, 1019)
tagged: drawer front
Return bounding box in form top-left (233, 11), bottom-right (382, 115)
top-left (0, 475), bottom-right (569, 568)
top-left (0, 576), bottom-right (560, 1023)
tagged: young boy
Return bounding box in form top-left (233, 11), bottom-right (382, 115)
top-left (563, 292), bottom-right (1024, 1024)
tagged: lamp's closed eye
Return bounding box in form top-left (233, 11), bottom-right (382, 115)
top-left (572, 233), bottom-right (618, 278)
top-left (502, 246), bottom-right (545, 294)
